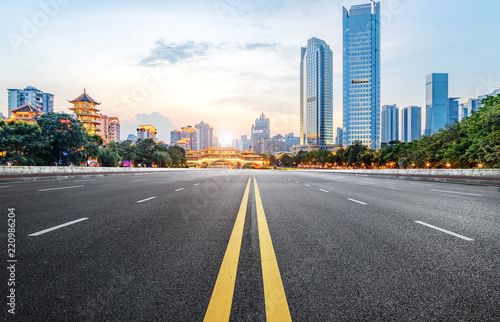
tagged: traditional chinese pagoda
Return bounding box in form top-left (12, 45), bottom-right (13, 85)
top-left (9, 102), bottom-right (44, 124)
top-left (68, 88), bottom-right (101, 135)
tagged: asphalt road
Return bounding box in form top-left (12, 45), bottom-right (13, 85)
top-left (1, 170), bottom-right (499, 321)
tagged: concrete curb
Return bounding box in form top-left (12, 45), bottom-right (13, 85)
top-left (294, 169), bottom-right (500, 186)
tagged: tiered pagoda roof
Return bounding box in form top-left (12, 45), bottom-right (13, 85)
top-left (68, 88), bottom-right (101, 105)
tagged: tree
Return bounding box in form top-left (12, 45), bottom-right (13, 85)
top-left (168, 145), bottom-right (187, 167)
top-left (98, 148), bottom-right (120, 167)
top-left (36, 112), bottom-right (91, 166)
top-left (151, 151), bottom-right (172, 167)
top-left (0, 120), bottom-right (49, 165)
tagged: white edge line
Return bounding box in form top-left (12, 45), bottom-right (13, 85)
top-left (136, 196), bottom-right (156, 203)
top-left (0, 186), bottom-right (11, 188)
top-left (348, 198), bottom-right (367, 205)
top-left (430, 189), bottom-right (483, 197)
top-left (28, 218), bottom-right (89, 236)
top-left (175, 188), bottom-right (184, 192)
top-left (37, 185), bottom-right (84, 192)
top-left (319, 189), bottom-right (329, 193)
top-left (414, 221), bottom-right (474, 241)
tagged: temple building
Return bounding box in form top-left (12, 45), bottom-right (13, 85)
top-left (9, 102), bottom-right (43, 124)
top-left (68, 89), bottom-right (101, 135)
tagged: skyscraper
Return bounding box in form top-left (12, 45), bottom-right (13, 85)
top-left (381, 105), bottom-right (399, 143)
top-left (196, 121), bottom-right (214, 150)
top-left (300, 37), bottom-right (333, 149)
top-left (343, 2), bottom-right (381, 149)
top-left (425, 73), bottom-right (449, 136)
top-left (251, 113), bottom-right (270, 154)
top-left (448, 97), bottom-right (459, 124)
top-left (8, 86), bottom-right (54, 116)
top-left (400, 106), bottom-right (421, 143)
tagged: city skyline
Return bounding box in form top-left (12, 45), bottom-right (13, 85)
top-left (1, 1), bottom-right (500, 145)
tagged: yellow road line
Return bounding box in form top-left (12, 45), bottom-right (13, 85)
top-left (204, 176), bottom-right (251, 322)
top-left (254, 176), bottom-right (292, 321)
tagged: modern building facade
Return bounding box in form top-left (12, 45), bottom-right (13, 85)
top-left (284, 133), bottom-right (300, 152)
top-left (137, 124), bottom-right (157, 141)
top-left (251, 113), bottom-right (270, 154)
top-left (196, 121), bottom-right (214, 150)
top-left (263, 135), bottom-right (287, 154)
top-left (381, 105), bottom-right (399, 144)
top-left (8, 86), bottom-right (54, 116)
top-left (181, 125), bottom-right (199, 151)
top-left (448, 97), bottom-right (459, 124)
top-left (342, 2), bottom-right (381, 149)
top-left (425, 73), bottom-right (449, 136)
top-left (335, 127), bottom-right (343, 145)
top-left (300, 37), bottom-right (333, 149)
top-left (400, 106), bottom-right (421, 143)
top-left (96, 115), bottom-right (120, 145)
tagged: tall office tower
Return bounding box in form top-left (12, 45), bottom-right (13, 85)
top-left (300, 37), bottom-right (333, 149)
top-left (400, 106), bottom-right (421, 143)
top-left (251, 113), bottom-right (270, 154)
top-left (448, 98), bottom-right (459, 124)
top-left (343, 2), bottom-right (381, 149)
top-left (425, 73), bottom-right (449, 136)
top-left (8, 86), bottom-right (54, 116)
top-left (335, 127), bottom-right (343, 145)
top-left (196, 121), bottom-right (214, 150)
top-left (381, 105), bottom-right (399, 143)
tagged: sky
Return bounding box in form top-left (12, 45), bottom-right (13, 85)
top-left (1, 0), bottom-right (499, 145)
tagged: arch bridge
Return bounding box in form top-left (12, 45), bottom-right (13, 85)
top-left (185, 147), bottom-right (265, 169)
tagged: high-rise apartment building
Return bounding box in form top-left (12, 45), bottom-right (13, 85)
top-left (196, 121), bottom-right (214, 150)
top-left (137, 124), bottom-right (157, 141)
top-left (425, 73), bottom-right (449, 136)
top-left (251, 113), bottom-right (270, 154)
top-left (400, 106), bottom-right (421, 143)
top-left (300, 37), bottom-right (333, 149)
top-left (97, 115), bottom-right (121, 144)
top-left (381, 105), bottom-right (399, 144)
top-left (342, 2), bottom-right (381, 149)
top-left (8, 86), bottom-right (54, 116)
top-left (335, 127), bottom-right (343, 145)
top-left (181, 125), bottom-right (199, 151)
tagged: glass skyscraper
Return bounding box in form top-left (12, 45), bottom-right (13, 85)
top-left (401, 106), bottom-right (422, 143)
top-left (425, 73), bottom-right (449, 136)
top-left (300, 37), bottom-right (333, 149)
top-left (342, 2), bottom-right (381, 149)
top-left (381, 104), bottom-right (398, 144)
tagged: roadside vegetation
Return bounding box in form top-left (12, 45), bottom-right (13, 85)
top-left (264, 95), bottom-right (500, 169)
top-left (0, 112), bottom-right (187, 167)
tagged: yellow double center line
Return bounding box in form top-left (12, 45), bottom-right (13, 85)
top-left (204, 174), bottom-right (291, 322)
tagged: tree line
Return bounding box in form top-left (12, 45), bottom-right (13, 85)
top-left (265, 94), bottom-right (500, 169)
top-left (0, 112), bottom-right (187, 167)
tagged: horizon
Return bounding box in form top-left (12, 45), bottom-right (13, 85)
top-left (1, 0), bottom-right (499, 146)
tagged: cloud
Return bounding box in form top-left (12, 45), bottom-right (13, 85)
top-left (244, 43), bottom-right (279, 50)
top-left (119, 112), bottom-right (175, 142)
top-left (140, 40), bottom-right (283, 67)
top-left (140, 40), bottom-right (211, 67)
